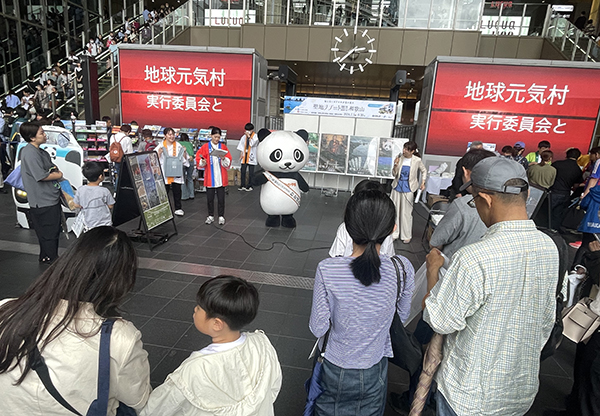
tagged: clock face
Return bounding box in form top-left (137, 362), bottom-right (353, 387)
top-left (331, 28), bottom-right (377, 74)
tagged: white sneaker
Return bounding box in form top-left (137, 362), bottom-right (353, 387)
top-left (218, 216), bottom-right (225, 225)
top-left (238, 187), bottom-right (245, 191)
top-left (174, 209), bottom-right (184, 216)
top-left (205, 216), bottom-right (214, 224)
top-left (245, 187), bottom-right (253, 191)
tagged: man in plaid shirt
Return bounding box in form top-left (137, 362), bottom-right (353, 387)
top-left (423, 157), bottom-right (559, 416)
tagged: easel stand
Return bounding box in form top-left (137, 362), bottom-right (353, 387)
top-left (112, 152), bottom-right (178, 251)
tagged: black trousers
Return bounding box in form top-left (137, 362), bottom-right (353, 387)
top-left (240, 164), bottom-right (255, 188)
top-left (29, 202), bottom-right (62, 261)
top-left (567, 330), bottom-right (600, 415)
top-left (166, 183), bottom-right (182, 210)
top-left (206, 186), bottom-right (225, 217)
top-left (550, 192), bottom-right (570, 231)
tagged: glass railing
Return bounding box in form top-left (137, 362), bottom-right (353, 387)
top-left (52, 3), bottom-right (192, 117)
top-left (546, 17), bottom-right (598, 62)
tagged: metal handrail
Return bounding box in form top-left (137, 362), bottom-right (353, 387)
top-left (546, 17), bottom-right (598, 62)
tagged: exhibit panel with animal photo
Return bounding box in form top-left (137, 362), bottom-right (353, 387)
top-left (318, 134), bottom-right (349, 173)
top-left (347, 136), bottom-right (379, 176)
top-left (376, 138), bottom-right (408, 177)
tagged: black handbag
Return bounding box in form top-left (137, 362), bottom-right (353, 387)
top-left (562, 200), bottom-right (585, 230)
top-left (388, 255), bottom-right (423, 376)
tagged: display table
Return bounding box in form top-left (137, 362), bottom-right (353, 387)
top-left (422, 175), bottom-right (453, 202)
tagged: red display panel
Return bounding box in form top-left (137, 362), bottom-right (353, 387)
top-left (426, 62), bottom-right (600, 157)
top-left (119, 49), bottom-right (253, 138)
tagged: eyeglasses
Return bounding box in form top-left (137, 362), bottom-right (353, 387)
top-left (467, 194), bottom-right (482, 208)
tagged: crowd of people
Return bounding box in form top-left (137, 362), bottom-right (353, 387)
top-left (1, 106), bottom-right (600, 416)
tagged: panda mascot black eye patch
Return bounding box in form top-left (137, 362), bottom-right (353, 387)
top-left (270, 149), bottom-right (283, 163)
top-left (253, 129), bottom-right (310, 228)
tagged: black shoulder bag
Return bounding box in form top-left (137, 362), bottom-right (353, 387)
top-left (388, 255), bottom-right (423, 376)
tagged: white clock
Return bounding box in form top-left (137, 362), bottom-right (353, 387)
top-left (331, 28), bottom-right (377, 74)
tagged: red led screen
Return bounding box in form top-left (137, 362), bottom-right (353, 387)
top-left (426, 62), bottom-right (600, 157)
top-left (119, 49), bottom-right (253, 138)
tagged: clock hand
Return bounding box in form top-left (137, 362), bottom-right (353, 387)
top-left (354, 47), bottom-right (366, 52)
top-left (339, 47), bottom-right (357, 63)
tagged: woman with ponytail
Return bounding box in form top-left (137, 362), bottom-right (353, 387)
top-left (309, 190), bottom-right (415, 416)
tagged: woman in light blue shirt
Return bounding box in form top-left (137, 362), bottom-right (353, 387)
top-left (310, 189), bottom-right (414, 416)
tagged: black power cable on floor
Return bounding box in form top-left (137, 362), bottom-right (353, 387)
top-left (210, 223), bottom-right (331, 253)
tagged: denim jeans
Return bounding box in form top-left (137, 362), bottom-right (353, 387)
top-left (315, 357), bottom-right (388, 416)
top-left (436, 391), bottom-right (458, 416)
top-left (181, 164), bottom-right (195, 200)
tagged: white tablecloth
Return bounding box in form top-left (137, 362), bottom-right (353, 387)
top-left (422, 176), bottom-right (453, 202)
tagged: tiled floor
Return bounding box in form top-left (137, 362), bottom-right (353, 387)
top-left (0, 186), bottom-right (579, 415)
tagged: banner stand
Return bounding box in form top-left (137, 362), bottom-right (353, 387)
top-left (112, 151), bottom-right (178, 250)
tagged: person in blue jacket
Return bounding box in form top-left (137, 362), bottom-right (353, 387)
top-left (573, 185), bottom-right (600, 267)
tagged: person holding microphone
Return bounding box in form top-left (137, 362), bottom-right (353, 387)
top-left (391, 141), bottom-right (427, 243)
top-left (196, 127), bottom-right (232, 225)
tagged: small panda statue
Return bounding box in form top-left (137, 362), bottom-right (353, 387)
top-left (253, 128), bottom-right (309, 228)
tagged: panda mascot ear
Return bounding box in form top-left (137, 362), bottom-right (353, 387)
top-left (257, 128), bottom-right (271, 142)
top-left (295, 129), bottom-right (309, 142)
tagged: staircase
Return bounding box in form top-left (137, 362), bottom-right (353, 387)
top-left (546, 17), bottom-right (599, 62)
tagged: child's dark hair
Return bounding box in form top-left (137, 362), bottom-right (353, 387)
top-left (141, 129), bottom-right (153, 138)
top-left (196, 275), bottom-right (259, 330)
top-left (344, 190), bottom-right (395, 286)
top-left (82, 161), bottom-right (104, 182)
top-left (120, 124), bottom-right (132, 133)
top-left (353, 179), bottom-right (385, 194)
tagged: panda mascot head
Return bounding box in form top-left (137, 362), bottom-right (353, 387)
top-left (255, 129), bottom-right (309, 228)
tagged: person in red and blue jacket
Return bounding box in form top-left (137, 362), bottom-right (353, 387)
top-left (196, 127), bottom-right (231, 226)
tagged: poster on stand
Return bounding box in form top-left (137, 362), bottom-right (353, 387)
top-left (132, 152), bottom-right (172, 229)
top-left (302, 132), bottom-right (319, 171)
top-left (318, 134), bottom-right (349, 173)
top-left (376, 138), bottom-right (408, 178)
top-left (347, 136), bottom-right (379, 176)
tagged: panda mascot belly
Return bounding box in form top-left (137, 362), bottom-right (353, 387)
top-left (253, 129), bottom-right (310, 228)
top-left (260, 177), bottom-right (301, 216)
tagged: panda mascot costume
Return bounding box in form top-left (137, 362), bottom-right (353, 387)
top-left (253, 128), bottom-right (309, 228)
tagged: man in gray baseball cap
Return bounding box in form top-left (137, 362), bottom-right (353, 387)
top-left (421, 156), bottom-right (559, 416)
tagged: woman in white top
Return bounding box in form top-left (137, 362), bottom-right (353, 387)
top-left (156, 127), bottom-right (190, 216)
top-left (391, 141), bottom-right (427, 243)
top-left (0, 226), bottom-right (151, 415)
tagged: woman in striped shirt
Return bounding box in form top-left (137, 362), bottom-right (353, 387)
top-left (310, 189), bottom-right (414, 416)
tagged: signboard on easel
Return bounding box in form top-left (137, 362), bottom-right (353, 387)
top-left (112, 151), bottom-right (177, 249)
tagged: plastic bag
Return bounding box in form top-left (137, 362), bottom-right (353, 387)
top-left (406, 252), bottom-right (450, 327)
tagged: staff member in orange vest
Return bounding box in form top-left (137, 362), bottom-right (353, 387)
top-left (237, 122), bottom-right (258, 191)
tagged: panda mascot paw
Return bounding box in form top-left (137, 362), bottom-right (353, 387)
top-left (253, 129), bottom-right (310, 228)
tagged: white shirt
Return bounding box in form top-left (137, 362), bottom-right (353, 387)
top-left (199, 333), bottom-right (247, 355)
top-left (329, 222), bottom-right (395, 257)
top-left (236, 133), bottom-right (259, 165)
top-left (109, 132), bottom-right (134, 161)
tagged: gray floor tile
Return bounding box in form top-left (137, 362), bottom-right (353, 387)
top-left (173, 325), bottom-right (212, 351)
top-left (150, 348), bottom-right (192, 385)
top-left (248, 310), bottom-right (287, 337)
top-left (280, 314), bottom-right (313, 340)
top-left (156, 299), bottom-right (197, 322)
top-left (140, 279), bottom-right (190, 298)
top-left (274, 336), bottom-right (315, 369)
top-left (140, 318), bottom-right (192, 348)
top-left (122, 293), bottom-right (171, 317)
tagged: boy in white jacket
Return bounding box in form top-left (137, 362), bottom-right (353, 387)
top-left (140, 276), bottom-right (282, 416)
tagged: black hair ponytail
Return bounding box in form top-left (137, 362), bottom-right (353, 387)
top-left (344, 190), bottom-right (396, 286)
